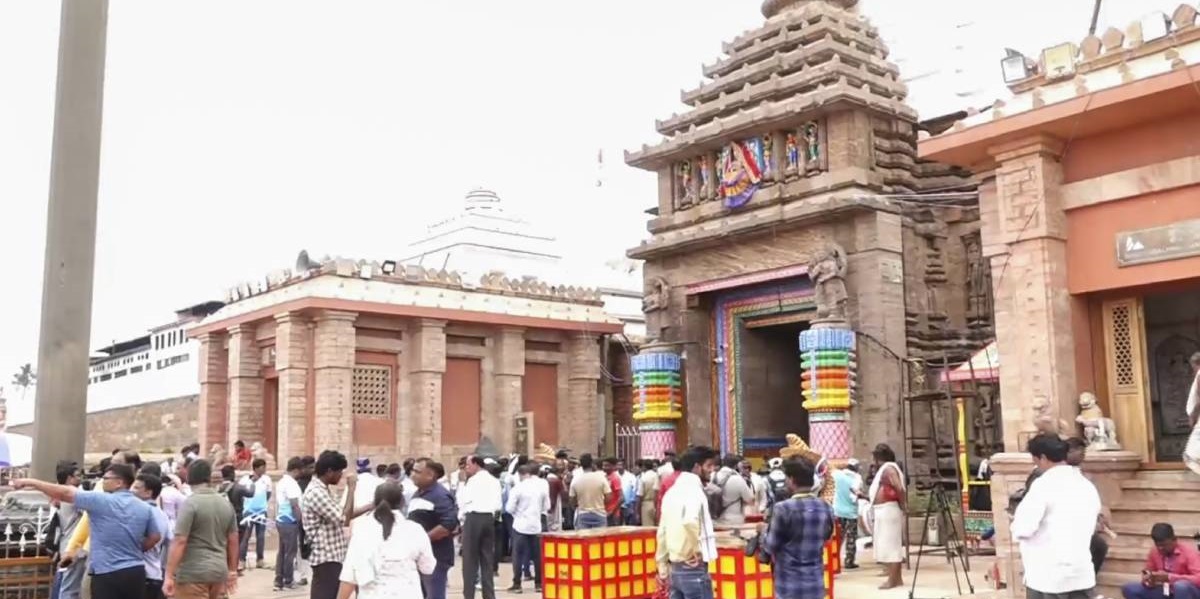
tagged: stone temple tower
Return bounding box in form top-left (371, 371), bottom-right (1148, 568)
top-left (626, 0), bottom-right (977, 461)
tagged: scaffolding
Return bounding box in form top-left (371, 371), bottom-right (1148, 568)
top-left (901, 351), bottom-right (1000, 562)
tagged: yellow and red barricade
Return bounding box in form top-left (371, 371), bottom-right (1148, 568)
top-left (542, 527), bottom-right (659, 599)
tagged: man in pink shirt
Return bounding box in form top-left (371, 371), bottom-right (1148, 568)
top-left (1122, 523), bottom-right (1200, 599)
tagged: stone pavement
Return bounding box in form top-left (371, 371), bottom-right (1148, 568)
top-left (233, 548), bottom-right (995, 598)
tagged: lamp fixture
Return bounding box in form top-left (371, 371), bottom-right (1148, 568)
top-left (381, 260), bottom-right (397, 275)
top-left (1001, 48), bottom-right (1036, 84)
top-left (1041, 43), bottom-right (1077, 81)
top-left (1141, 12), bottom-right (1170, 43)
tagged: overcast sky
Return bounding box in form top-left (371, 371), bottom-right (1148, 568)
top-left (0, 0), bottom-right (1175, 389)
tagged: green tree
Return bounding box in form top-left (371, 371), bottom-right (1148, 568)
top-left (11, 363), bottom-right (35, 402)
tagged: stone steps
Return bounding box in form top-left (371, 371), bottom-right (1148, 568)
top-left (1100, 470), bottom-right (1200, 597)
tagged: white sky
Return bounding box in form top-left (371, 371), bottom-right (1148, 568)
top-left (0, 0), bottom-right (1177, 387)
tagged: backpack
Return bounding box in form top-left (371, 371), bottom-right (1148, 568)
top-left (705, 471), bottom-right (742, 518)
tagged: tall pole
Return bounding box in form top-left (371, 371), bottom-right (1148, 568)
top-left (1088, 0), bottom-right (1103, 36)
top-left (31, 0), bottom-right (109, 480)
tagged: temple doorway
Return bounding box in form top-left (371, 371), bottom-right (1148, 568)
top-left (1145, 288), bottom-right (1200, 462)
top-left (738, 319), bottom-right (809, 456)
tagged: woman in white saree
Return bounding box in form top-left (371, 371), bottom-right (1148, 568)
top-left (337, 482), bottom-right (437, 599)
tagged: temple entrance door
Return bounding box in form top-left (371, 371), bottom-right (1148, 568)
top-left (737, 318), bottom-right (810, 459)
top-left (1144, 290), bottom-right (1200, 463)
top-left (1102, 298), bottom-right (1151, 462)
top-left (262, 376), bottom-right (279, 459)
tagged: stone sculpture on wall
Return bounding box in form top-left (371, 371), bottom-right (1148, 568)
top-left (676, 161), bottom-right (694, 207)
top-left (1076, 391), bottom-right (1121, 451)
top-left (808, 243), bottom-right (849, 320)
top-left (785, 132), bottom-right (801, 174)
top-left (643, 276), bottom-right (670, 313)
top-left (804, 121), bottom-right (821, 171)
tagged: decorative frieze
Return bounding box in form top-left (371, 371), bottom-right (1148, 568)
top-left (669, 120), bottom-right (827, 212)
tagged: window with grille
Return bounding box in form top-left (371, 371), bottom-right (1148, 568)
top-left (352, 365), bottom-right (392, 419)
top-left (1110, 304), bottom-right (1134, 387)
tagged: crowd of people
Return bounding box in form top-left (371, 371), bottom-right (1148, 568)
top-left (17, 439), bottom-right (924, 599)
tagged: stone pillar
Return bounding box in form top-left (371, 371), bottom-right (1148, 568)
top-left (275, 312), bottom-right (310, 462)
top-left (984, 136), bottom-right (1076, 451)
top-left (631, 344), bottom-right (683, 458)
top-left (313, 310), bottom-right (357, 453)
top-left (564, 333), bottom-right (602, 455)
top-left (197, 332), bottom-right (228, 453)
top-left (30, 0), bottom-right (109, 481)
top-left (492, 327), bottom-right (526, 453)
top-left (406, 319), bottom-right (446, 458)
top-left (226, 324), bottom-right (263, 452)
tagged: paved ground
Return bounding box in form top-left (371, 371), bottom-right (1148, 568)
top-left (235, 548), bottom-right (995, 598)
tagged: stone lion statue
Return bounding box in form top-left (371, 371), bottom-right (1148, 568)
top-left (250, 442), bottom-right (275, 470)
top-left (1076, 391), bottom-right (1121, 451)
top-left (1032, 396), bottom-right (1071, 439)
top-left (208, 444), bottom-right (229, 467)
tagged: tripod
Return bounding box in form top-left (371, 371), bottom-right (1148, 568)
top-left (908, 483), bottom-right (974, 599)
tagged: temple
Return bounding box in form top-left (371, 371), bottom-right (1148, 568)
top-left (188, 257), bottom-right (622, 468)
top-left (920, 5), bottom-right (1200, 596)
top-left (625, 0), bottom-right (986, 464)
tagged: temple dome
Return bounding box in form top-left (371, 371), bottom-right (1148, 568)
top-left (762, 0), bottom-right (857, 18)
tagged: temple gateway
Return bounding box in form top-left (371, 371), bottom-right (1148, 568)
top-left (625, 0), bottom-right (986, 465)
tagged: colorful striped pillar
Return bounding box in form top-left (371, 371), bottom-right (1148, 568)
top-left (631, 346), bottom-right (683, 459)
top-left (798, 326), bottom-right (856, 464)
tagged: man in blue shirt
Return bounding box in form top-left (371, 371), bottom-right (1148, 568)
top-left (831, 458), bottom-right (864, 569)
top-left (15, 463), bottom-right (162, 599)
top-left (132, 472), bottom-right (171, 599)
top-left (408, 459), bottom-right (460, 599)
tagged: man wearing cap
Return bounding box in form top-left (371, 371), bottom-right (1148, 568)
top-left (832, 458), bottom-right (864, 569)
top-left (350, 457), bottom-right (382, 533)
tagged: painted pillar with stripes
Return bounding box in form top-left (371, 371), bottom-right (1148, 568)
top-left (631, 344), bottom-right (683, 459)
top-left (799, 324), bottom-right (857, 467)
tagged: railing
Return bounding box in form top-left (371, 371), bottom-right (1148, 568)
top-left (0, 496), bottom-right (54, 599)
top-left (615, 424), bottom-right (641, 464)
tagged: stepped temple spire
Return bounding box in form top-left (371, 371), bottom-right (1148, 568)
top-left (761, 0), bottom-right (858, 19)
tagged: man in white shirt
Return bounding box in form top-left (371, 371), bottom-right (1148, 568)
top-left (460, 455), bottom-right (502, 599)
top-left (1012, 433), bottom-right (1101, 599)
top-left (351, 458), bottom-right (382, 522)
top-left (658, 451), bottom-right (677, 478)
top-left (505, 465), bottom-right (550, 594)
top-left (656, 446), bottom-right (719, 599)
top-left (273, 458), bottom-right (305, 590)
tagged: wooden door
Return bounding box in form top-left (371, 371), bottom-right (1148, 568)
top-left (522, 363), bottom-right (559, 446)
top-left (442, 358), bottom-right (482, 446)
top-left (1102, 298), bottom-right (1151, 462)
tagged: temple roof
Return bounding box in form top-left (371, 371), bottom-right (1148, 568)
top-left (627, 0), bottom-right (912, 169)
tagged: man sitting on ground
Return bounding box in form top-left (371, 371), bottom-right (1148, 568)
top-left (1122, 523), bottom-right (1200, 599)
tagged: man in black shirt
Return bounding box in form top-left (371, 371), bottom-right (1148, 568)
top-left (409, 459), bottom-right (459, 599)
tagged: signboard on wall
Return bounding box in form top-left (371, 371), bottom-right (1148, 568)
top-left (513, 412), bottom-right (534, 456)
top-left (1116, 219), bottom-right (1200, 267)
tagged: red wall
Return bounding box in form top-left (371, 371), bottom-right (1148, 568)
top-left (1066, 184), bottom-right (1200, 294)
top-left (1063, 112), bottom-right (1200, 183)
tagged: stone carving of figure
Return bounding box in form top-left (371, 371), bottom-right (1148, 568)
top-left (643, 276), bottom-right (670, 313)
top-left (1031, 396), bottom-right (1071, 438)
top-left (1076, 391), bottom-right (1121, 450)
top-left (804, 122), bottom-right (821, 169)
top-left (762, 135), bottom-right (774, 179)
top-left (808, 244), bottom-right (849, 320)
top-left (676, 161), bottom-right (694, 206)
top-left (698, 155), bottom-right (712, 199)
top-left (785, 132), bottom-right (800, 173)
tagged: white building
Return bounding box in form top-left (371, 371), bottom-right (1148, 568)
top-left (8, 301), bottom-right (223, 426)
top-left (401, 188), bottom-right (645, 339)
